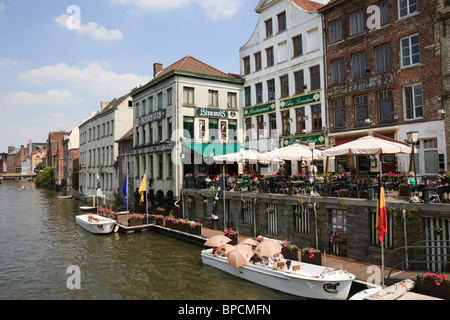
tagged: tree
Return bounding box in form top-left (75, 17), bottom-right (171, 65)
top-left (34, 167), bottom-right (54, 188)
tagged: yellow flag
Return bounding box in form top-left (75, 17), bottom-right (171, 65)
top-left (138, 173), bottom-right (146, 203)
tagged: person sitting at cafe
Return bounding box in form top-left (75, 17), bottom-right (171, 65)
top-left (407, 171), bottom-right (416, 188)
top-left (227, 174), bottom-right (236, 191)
top-left (205, 176), bottom-right (212, 189)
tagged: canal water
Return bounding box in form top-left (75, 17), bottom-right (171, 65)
top-left (0, 181), bottom-right (297, 300)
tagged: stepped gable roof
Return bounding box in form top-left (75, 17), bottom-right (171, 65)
top-left (153, 55), bottom-right (235, 81)
top-left (293, 0), bottom-right (326, 12)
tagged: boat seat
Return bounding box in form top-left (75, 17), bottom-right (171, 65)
top-left (292, 265), bottom-right (300, 271)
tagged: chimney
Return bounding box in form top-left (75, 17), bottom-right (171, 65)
top-left (100, 101), bottom-right (109, 109)
top-left (29, 139), bottom-right (32, 158)
top-left (153, 63), bottom-right (163, 77)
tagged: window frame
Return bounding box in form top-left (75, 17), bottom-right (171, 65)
top-left (400, 33), bottom-right (420, 69)
top-left (403, 83), bottom-right (423, 120)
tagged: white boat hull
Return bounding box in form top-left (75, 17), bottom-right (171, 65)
top-left (76, 214), bottom-right (116, 234)
top-left (201, 249), bottom-right (355, 300)
top-left (80, 206), bottom-right (97, 212)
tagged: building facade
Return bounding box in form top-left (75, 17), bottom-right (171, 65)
top-left (320, 0), bottom-right (446, 175)
top-left (131, 56), bottom-right (244, 204)
top-left (78, 94), bottom-right (133, 202)
top-left (240, 0), bottom-right (327, 175)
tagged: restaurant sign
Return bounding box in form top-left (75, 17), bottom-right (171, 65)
top-left (196, 107), bottom-right (228, 119)
top-left (280, 91), bottom-right (321, 110)
top-left (138, 109), bottom-right (166, 126)
top-left (134, 143), bottom-right (174, 155)
top-left (282, 134), bottom-right (326, 146)
top-left (244, 102), bottom-right (276, 117)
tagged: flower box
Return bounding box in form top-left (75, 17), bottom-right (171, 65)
top-left (181, 222), bottom-right (190, 233)
top-left (171, 220), bottom-right (181, 230)
top-left (190, 223), bottom-right (202, 236)
top-left (301, 248), bottom-right (322, 266)
top-left (164, 219), bottom-right (173, 229)
top-left (416, 274), bottom-right (450, 300)
top-left (155, 216), bottom-right (164, 226)
top-left (128, 216), bottom-right (143, 227)
top-left (281, 247), bottom-right (299, 261)
top-left (225, 229), bottom-right (238, 245)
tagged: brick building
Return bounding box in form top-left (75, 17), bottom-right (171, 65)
top-left (47, 131), bottom-right (70, 186)
top-left (319, 0), bottom-right (446, 176)
top-left (438, 0), bottom-right (450, 170)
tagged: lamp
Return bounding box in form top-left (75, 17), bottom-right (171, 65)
top-left (406, 131), bottom-right (421, 203)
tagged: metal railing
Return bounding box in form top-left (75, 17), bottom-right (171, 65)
top-left (386, 240), bottom-right (450, 278)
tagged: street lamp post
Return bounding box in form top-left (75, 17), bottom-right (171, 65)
top-left (407, 131), bottom-right (421, 203)
top-left (309, 142), bottom-right (318, 196)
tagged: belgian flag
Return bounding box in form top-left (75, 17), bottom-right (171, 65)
top-left (376, 186), bottom-right (387, 242)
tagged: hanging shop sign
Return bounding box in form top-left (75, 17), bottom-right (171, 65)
top-left (280, 91), bottom-right (321, 110)
top-left (196, 107), bottom-right (228, 119)
top-left (244, 102), bottom-right (276, 117)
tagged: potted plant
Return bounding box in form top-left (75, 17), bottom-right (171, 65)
top-left (281, 240), bottom-right (299, 261)
top-left (163, 215), bottom-right (173, 228)
top-left (225, 228), bottom-right (238, 245)
top-left (128, 214), bottom-right (143, 227)
top-left (416, 273), bottom-right (450, 300)
top-left (171, 218), bottom-right (181, 230)
top-left (301, 247), bottom-right (322, 265)
top-left (189, 221), bottom-right (202, 235)
top-left (155, 214), bottom-right (164, 226)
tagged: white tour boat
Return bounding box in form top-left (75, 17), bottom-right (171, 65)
top-left (76, 213), bottom-right (117, 234)
top-left (201, 248), bottom-right (355, 300)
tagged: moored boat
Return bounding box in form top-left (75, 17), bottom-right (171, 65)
top-left (76, 213), bottom-right (116, 234)
top-left (57, 195), bottom-right (73, 199)
top-left (79, 206), bottom-right (97, 212)
top-left (201, 248), bottom-right (355, 300)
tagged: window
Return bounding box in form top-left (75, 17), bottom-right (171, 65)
top-left (293, 35), bottom-right (302, 57)
top-left (254, 52), bottom-right (261, 71)
top-left (183, 87), bottom-right (194, 105)
top-left (352, 52), bottom-right (367, 79)
top-left (149, 96), bottom-right (154, 112)
top-left (158, 121), bottom-right (163, 142)
top-left (243, 56), bottom-right (250, 75)
top-left (183, 116), bottom-right (194, 139)
top-left (245, 87), bottom-right (251, 106)
top-left (278, 12), bottom-right (286, 32)
top-left (375, 44), bottom-right (392, 74)
top-left (228, 120), bottom-right (237, 142)
top-left (296, 107), bottom-right (306, 133)
top-left (295, 70), bottom-right (305, 95)
top-left (158, 154), bottom-right (163, 179)
top-left (330, 19), bottom-right (342, 43)
top-left (310, 66), bottom-right (320, 90)
top-left (266, 47), bottom-right (274, 67)
top-left (350, 10), bottom-right (365, 36)
top-left (269, 113), bottom-right (277, 137)
top-left (404, 84), bottom-right (423, 120)
top-left (267, 79), bottom-right (276, 101)
top-left (311, 104), bottom-right (322, 131)
top-left (423, 138), bottom-right (439, 174)
top-left (280, 75), bottom-right (289, 98)
top-left (208, 90), bottom-right (218, 107)
top-left (167, 88), bottom-right (172, 106)
top-left (245, 118), bottom-right (252, 139)
top-left (227, 92), bottom-right (237, 109)
top-left (331, 58), bottom-right (345, 84)
top-left (334, 109), bottom-right (346, 128)
top-left (157, 92), bottom-right (163, 110)
top-left (167, 117), bottom-right (172, 141)
top-left (265, 18), bottom-right (273, 38)
top-left (149, 123), bottom-right (153, 144)
top-left (355, 95), bottom-right (369, 126)
top-left (209, 119), bottom-right (218, 141)
top-left (401, 34), bottom-right (420, 68)
top-left (282, 110), bottom-right (290, 135)
top-left (378, 90), bottom-right (393, 122)
top-left (167, 154), bottom-right (173, 178)
top-left (380, 0), bottom-right (389, 25)
top-left (257, 115), bottom-right (264, 137)
top-left (256, 83), bottom-right (263, 104)
top-left (399, 0), bottom-right (417, 18)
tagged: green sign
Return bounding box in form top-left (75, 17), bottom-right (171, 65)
top-left (280, 91), bottom-right (321, 110)
top-left (196, 107), bottom-right (228, 119)
top-left (244, 102), bottom-right (276, 117)
top-left (282, 134), bottom-right (326, 146)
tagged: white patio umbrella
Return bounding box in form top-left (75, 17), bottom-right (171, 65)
top-left (260, 143), bottom-right (324, 162)
top-left (322, 135), bottom-right (411, 157)
top-left (213, 149), bottom-right (283, 164)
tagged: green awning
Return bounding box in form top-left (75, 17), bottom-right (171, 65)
top-left (182, 142), bottom-right (247, 158)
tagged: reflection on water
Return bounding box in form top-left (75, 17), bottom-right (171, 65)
top-left (0, 181), bottom-right (296, 300)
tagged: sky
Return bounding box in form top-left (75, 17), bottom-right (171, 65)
top-left (0, 0), bottom-right (263, 153)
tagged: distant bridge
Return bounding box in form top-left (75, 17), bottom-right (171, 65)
top-left (0, 172), bottom-right (36, 180)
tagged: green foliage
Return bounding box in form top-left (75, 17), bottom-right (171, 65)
top-left (34, 167), bottom-right (54, 188)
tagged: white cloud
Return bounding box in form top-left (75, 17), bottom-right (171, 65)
top-left (18, 61), bottom-right (151, 96)
top-left (54, 14), bottom-right (123, 41)
top-left (108, 0), bottom-right (244, 19)
top-left (3, 89), bottom-right (80, 107)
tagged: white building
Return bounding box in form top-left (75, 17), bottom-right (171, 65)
top-left (131, 56), bottom-right (244, 203)
top-left (240, 0), bottom-right (328, 173)
top-left (78, 94), bottom-right (133, 202)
